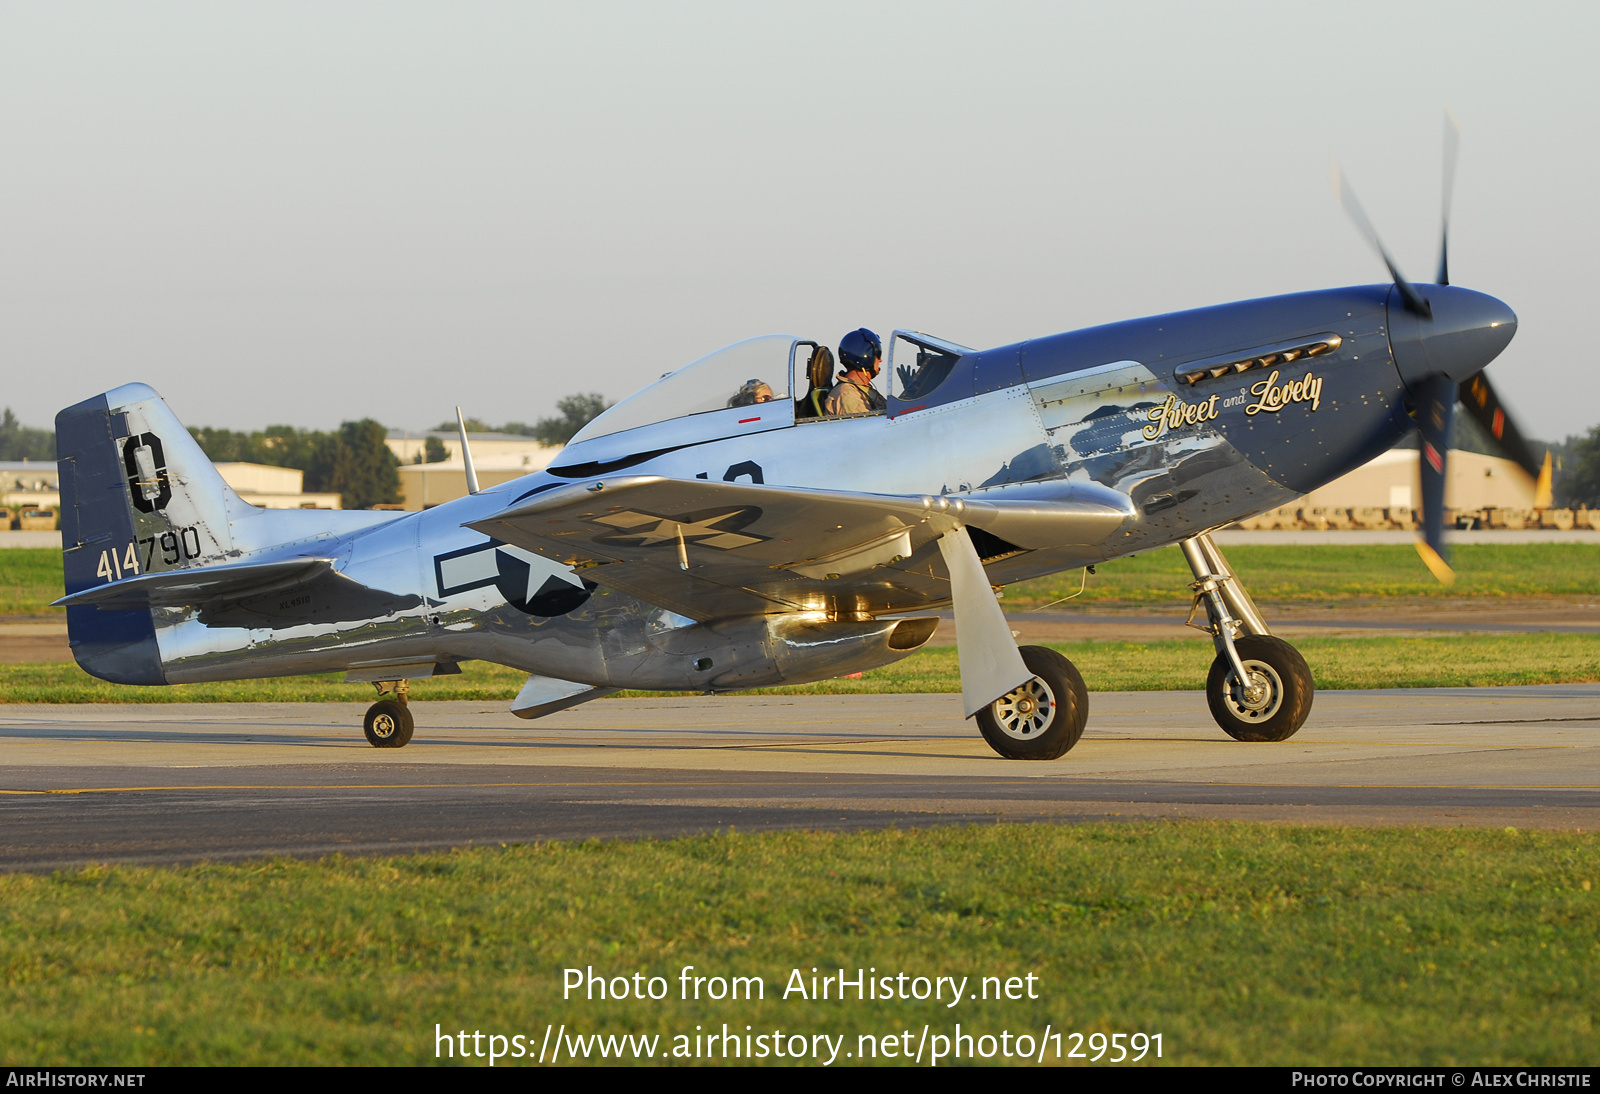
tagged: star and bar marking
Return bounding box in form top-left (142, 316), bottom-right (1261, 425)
top-left (590, 507), bottom-right (766, 551)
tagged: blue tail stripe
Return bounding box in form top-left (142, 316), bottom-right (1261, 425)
top-left (56, 390), bottom-right (164, 685)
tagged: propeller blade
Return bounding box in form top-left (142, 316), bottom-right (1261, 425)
top-left (1331, 160), bottom-right (1432, 318)
top-left (1457, 372), bottom-right (1552, 504)
top-left (1438, 110), bottom-right (1460, 285)
top-left (1415, 374), bottom-right (1456, 584)
top-left (1536, 452), bottom-right (1554, 509)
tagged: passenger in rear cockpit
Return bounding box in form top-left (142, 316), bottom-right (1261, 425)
top-left (728, 379), bottom-right (774, 408)
top-left (825, 328), bottom-right (886, 416)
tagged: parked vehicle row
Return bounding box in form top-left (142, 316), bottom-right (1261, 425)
top-left (1234, 505), bottom-right (1600, 532)
top-left (0, 506), bottom-right (58, 531)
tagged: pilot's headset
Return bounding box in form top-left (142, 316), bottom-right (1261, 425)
top-left (838, 328), bottom-right (882, 375)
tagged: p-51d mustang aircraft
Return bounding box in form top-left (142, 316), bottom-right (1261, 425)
top-left (53, 121), bottom-right (1541, 759)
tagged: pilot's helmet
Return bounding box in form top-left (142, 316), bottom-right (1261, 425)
top-left (839, 328), bottom-right (882, 373)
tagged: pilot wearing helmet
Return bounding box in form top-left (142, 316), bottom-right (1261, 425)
top-left (825, 328), bottom-right (887, 416)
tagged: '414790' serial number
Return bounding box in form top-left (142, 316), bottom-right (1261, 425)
top-left (96, 526), bottom-right (202, 582)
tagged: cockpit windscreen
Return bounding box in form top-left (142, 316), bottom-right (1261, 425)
top-left (568, 335), bottom-right (795, 443)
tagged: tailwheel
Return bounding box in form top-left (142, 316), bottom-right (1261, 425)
top-left (364, 699), bottom-right (414, 748)
top-left (1206, 635), bottom-right (1313, 742)
top-left (975, 645), bottom-right (1088, 760)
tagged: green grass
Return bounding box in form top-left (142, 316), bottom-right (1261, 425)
top-left (0, 548), bottom-right (68, 616)
top-left (7, 543), bottom-right (1600, 619)
top-left (1, 824), bottom-right (1595, 1065)
top-left (1008, 543), bottom-right (1600, 607)
top-left (3, 633), bottom-right (1598, 703)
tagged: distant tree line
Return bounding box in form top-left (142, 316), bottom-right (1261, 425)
top-left (0, 409), bottom-right (55, 462)
top-left (188, 420), bottom-right (401, 510)
top-left (186, 393), bottom-right (611, 509)
top-left (1, 393), bottom-right (613, 511)
top-left (438, 393), bottom-right (611, 447)
top-left (1551, 427), bottom-right (1600, 508)
top-left (20, 391), bottom-right (1599, 509)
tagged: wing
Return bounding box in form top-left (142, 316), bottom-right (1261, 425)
top-left (466, 476), bottom-right (1133, 620)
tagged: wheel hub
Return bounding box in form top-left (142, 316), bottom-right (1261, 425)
top-left (1240, 672), bottom-right (1271, 709)
top-left (1228, 660), bottom-right (1284, 721)
top-left (371, 714), bottom-right (396, 738)
top-left (991, 678), bottom-right (1056, 741)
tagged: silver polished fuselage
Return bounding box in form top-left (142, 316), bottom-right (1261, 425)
top-left (153, 289), bottom-right (1415, 690)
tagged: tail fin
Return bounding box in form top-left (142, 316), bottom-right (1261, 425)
top-left (56, 383), bottom-right (249, 684)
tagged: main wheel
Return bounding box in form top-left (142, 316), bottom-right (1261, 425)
top-left (975, 645), bottom-right (1088, 760)
top-left (363, 699), bottom-right (414, 748)
top-left (1206, 635), bottom-right (1313, 742)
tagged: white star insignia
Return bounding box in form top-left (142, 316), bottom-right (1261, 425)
top-left (591, 509), bottom-right (764, 550)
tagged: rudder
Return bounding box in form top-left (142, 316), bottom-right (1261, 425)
top-left (56, 383), bottom-right (246, 685)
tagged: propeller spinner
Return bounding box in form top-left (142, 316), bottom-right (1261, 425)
top-left (1334, 113), bottom-right (1537, 583)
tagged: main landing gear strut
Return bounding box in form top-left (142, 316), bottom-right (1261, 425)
top-left (364, 680), bottom-right (414, 748)
top-left (1181, 532), bottom-right (1314, 742)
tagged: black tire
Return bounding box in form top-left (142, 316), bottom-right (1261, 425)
top-left (975, 645), bottom-right (1089, 760)
top-left (1206, 635), bottom-right (1313, 742)
top-left (363, 699), bottom-right (414, 748)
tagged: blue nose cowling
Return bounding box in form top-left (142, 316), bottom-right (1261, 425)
top-left (1387, 284), bottom-right (1517, 392)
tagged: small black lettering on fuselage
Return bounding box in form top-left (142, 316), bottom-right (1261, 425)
top-left (723, 460), bottom-right (764, 484)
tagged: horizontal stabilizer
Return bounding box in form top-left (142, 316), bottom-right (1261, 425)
top-left (54, 557), bottom-right (336, 611)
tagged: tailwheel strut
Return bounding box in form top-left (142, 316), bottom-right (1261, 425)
top-left (1180, 532), bottom-right (1313, 742)
top-left (364, 679), bottom-right (414, 748)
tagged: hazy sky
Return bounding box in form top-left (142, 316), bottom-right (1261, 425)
top-left (2, 2), bottom-right (1596, 439)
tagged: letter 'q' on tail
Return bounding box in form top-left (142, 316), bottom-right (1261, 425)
top-left (54, 383), bottom-right (250, 684)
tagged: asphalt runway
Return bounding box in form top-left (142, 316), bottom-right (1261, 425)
top-left (1, 685), bottom-right (1596, 870)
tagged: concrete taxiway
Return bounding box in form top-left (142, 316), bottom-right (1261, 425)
top-left (1, 686), bottom-right (1596, 870)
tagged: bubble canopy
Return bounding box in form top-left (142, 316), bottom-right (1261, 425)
top-left (568, 335), bottom-right (795, 444)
